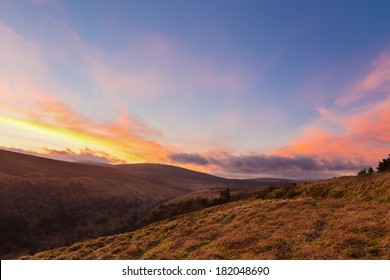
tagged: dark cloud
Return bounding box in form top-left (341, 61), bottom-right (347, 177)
top-left (169, 153), bottom-right (210, 165)
top-left (169, 152), bottom-right (364, 175)
top-left (220, 155), bottom-right (319, 173)
top-left (1, 146), bottom-right (125, 164)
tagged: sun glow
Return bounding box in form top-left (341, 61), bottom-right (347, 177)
top-left (0, 114), bottom-right (143, 163)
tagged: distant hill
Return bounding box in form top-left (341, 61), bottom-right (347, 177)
top-left (0, 149), bottom-right (275, 259)
top-left (22, 172), bottom-right (390, 260)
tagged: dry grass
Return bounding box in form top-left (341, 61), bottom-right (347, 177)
top-left (22, 196), bottom-right (390, 260)
top-left (10, 150), bottom-right (390, 260)
top-left (267, 173), bottom-right (390, 202)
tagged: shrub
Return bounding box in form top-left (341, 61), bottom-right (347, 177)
top-left (357, 169), bottom-right (367, 176)
top-left (377, 154), bottom-right (390, 172)
top-left (220, 188), bottom-right (232, 202)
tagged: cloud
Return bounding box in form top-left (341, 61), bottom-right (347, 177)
top-left (277, 52), bottom-right (390, 168)
top-left (0, 21), bottom-right (179, 163)
top-left (1, 18), bottom-right (387, 179)
top-left (2, 146), bottom-right (125, 164)
top-left (169, 152), bottom-right (361, 178)
top-left (0, 20), bottom-right (248, 157)
top-left (41, 147), bottom-right (125, 164)
top-left (276, 103), bottom-right (390, 167)
top-left (86, 38), bottom-right (247, 106)
top-left (169, 153), bottom-right (210, 166)
top-left (0, 99), bottom-right (174, 163)
top-left (0, 22), bottom-right (81, 120)
top-left (336, 52), bottom-right (390, 105)
top-left (169, 50), bottom-right (390, 179)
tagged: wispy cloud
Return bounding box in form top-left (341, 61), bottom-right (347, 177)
top-left (1, 16), bottom-right (388, 179)
top-left (336, 52), bottom-right (390, 105)
top-left (0, 99), bottom-right (174, 163)
top-left (170, 51), bottom-right (390, 178)
top-left (0, 22), bottom-right (173, 163)
top-left (0, 21), bottom-right (171, 162)
top-left (279, 107), bottom-right (389, 167)
top-left (0, 20), bottom-right (249, 159)
top-left (278, 52), bottom-right (390, 167)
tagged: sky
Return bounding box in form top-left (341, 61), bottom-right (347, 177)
top-left (0, 0), bottom-right (390, 179)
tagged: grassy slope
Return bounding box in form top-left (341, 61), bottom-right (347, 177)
top-left (23, 172), bottom-right (390, 260)
top-left (269, 173), bottom-right (390, 202)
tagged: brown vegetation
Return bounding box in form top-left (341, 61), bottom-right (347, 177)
top-left (21, 172), bottom-right (390, 260)
top-left (0, 149), bottom-right (269, 259)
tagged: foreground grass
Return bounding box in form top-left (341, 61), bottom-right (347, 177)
top-left (21, 172), bottom-right (390, 260)
top-left (22, 197), bottom-right (389, 260)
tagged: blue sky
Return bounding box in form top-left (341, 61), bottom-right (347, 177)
top-left (1, 0), bottom-right (390, 178)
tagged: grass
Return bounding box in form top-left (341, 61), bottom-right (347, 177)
top-left (19, 172), bottom-right (390, 260)
top-left (21, 198), bottom-right (390, 260)
top-left (266, 172), bottom-right (390, 202)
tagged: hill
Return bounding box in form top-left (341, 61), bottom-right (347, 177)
top-left (0, 149), bottom-right (273, 259)
top-left (261, 173), bottom-right (390, 202)
top-left (22, 172), bottom-right (390, 260)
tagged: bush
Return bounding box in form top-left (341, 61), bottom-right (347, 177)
top-left (358, 166), bottom-right (374, 175)
top-left (357, 169), bottom-right (367, 176)
top-left (220, 188), bottom-right (231, 202)
top-left (211, 188), bottom-right (232, 205)
top-left (377, 154), bottom-right (390, 172)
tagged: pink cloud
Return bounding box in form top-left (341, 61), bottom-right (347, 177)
top-left (277, 52), bottom-right (390, 168)
top-left (0, 21), bottom-right (77, 111)
top-left (0, 21), bottom-right (175, 160)
top-left (336, 52), bottom-right (390, 105)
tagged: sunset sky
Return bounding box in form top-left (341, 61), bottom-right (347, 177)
top-left (1, 0), bottom-right (390, 179)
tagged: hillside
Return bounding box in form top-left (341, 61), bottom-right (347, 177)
top-left (0, 149), bottom-right (272, 259)
top-left (263, 173), bottom-right (390, 202)
top-left (22, 172), bottom-right (390, 260)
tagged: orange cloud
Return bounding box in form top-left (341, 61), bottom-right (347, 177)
top-left (278, 53), bottom-right (390, 168)
top-left (0, 99), bottom-right (175, 163)
top-left (0, 21), bottom-right (178, 163)
top-left (2, 146), bottom-right (126, 164)
top-left (276, 92), bottom-right (390, 165)
top-left (0, 20), bottom-right (251, 165)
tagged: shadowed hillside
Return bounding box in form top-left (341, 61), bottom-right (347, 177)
top-left (22, 172), bottom-right (390, 260)
top-left (0, 149), bottom-right (274, 259)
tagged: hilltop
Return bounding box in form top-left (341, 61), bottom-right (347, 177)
top-left (0, 149), bottom-right (276, 259)
top-left (22, 172), bottom-right (390, 260)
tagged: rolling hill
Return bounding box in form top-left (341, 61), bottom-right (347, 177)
top-left (21, 172), bottom-right (390, 260)
top-left (0, 149), bottom-right (277, 259)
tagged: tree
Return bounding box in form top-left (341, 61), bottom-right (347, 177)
top-left (357, 169), bottom-right (367, 176)
top-left (377, 154), bottom-right (390, 172)
top-left (211, 188), bottom-right (232, 205)
top-left (220, 188), bottom-right (231, 202)
top-left (368, 166), bottom-right (374, 174)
